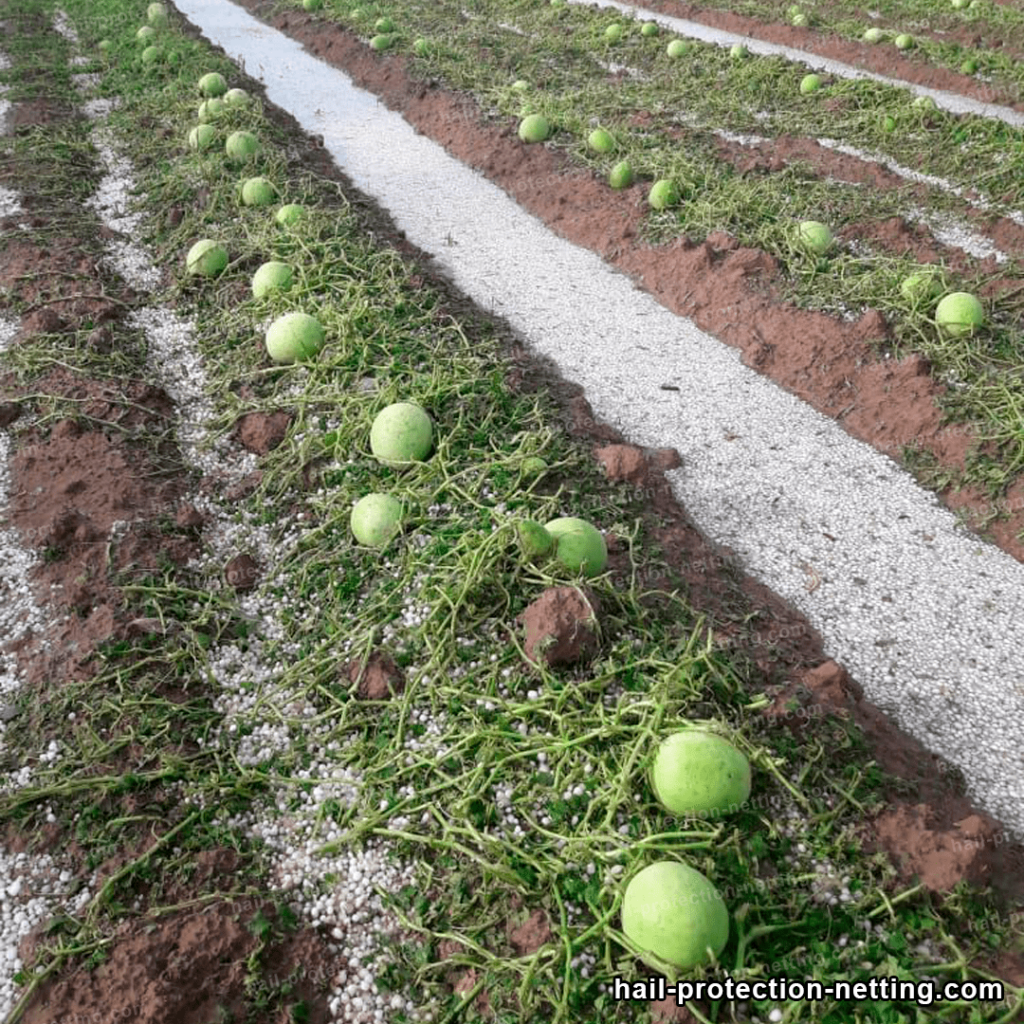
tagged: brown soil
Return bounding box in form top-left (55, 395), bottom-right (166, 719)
top-left (18, 896), bottom-right (336, 1024)
top-left (518, 585), bottom-right (603, 667)
top-left (3, 5), bottom-right (1024, 1023)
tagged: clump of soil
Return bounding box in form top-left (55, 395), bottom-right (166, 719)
top-left (224, 552), bottom-right (260, 591)
top-left (344, 649), bottom-right (405, 699)
top-left (518, 585), bottom-right (602, 668)
top-left (507, 908), bottom-right (552, 956)
top-left (234, 409), bottom-right (293, 454)
top-left (865, 803), bottom-right (996, 891)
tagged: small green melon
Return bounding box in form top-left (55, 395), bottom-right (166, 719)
top-left (351, 493), bottom-right (403, 548)
top-left (621, 862), bottom-right (730, 972)
top-left (796, 220), bottom-right (833, 255)
top-left (223, 87), bottom-right (250, 107)
top-left (225, 130), bottom-right (260, 161)
top-left (188, 124), bottom-right (217, 152)
top-left (518, 114), bottom-right (550, 143)
top-left (198, 71), bottom-right (228, 97)
top-left (370, 402), bottom-right (433, 467)
top-left (137, 26), bottom-right (157, 45)
top-left (800, 73), bottom-right (823, 95)
top-left (186, 239), bottom-right (228, 277)
top-left (609, 160), bottom-right (633, 189)
top-left (375, 16), bottom-right (394, 31)
top-left (198, 98), bottom-right (226, 122)
top-left (543, 517), bottom-right (608, 578)
top-left (251, 261), bottom-right (294, 299)
top-left (265, 312), bottom-right (325, 364)
top-left (649, 729), bottom-right (752, 818)
top-left (935, 292), bottom-right (984, 337)
top-left (588, 128), bottom-right (615, 153)
top-left (863, 27), bottom-right (883, 43)
top-left (275, 203), bottom-right (306, 227)
top-left (518, 520), bottom-right (554, 561)
top-left (900, 270), bottom-right (942, 303)
top-left (894, 33), bottom-right (914, 49)
top-left (641, 22), bottom-right (659, 37)
top-left (370, 34), bottom-right (392, 51)
top-left (519, 456), bottom-right (547, 477)
top-left (141, 45), bottom-right (162, 65)
top-left (666, 39), bottom-right (691, 57)
top-left (240, 177), bottom-right (276, 207)
top-left (604, 23), bottom-right (623, 43)
top-left (648, 179), bottom-right (679, 210)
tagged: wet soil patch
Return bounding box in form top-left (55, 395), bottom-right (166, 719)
top-left (9, 98), bottom-right (78, 133)
top-left (1, 368), bottom-right (193, 673)
top-left (0, 236), bottom-right (131, 331)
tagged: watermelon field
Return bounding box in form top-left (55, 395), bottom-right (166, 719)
top-left (2, 0), bottom-right (1024, 1022)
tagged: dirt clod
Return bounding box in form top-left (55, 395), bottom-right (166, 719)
top-left (507, 909), bottom-right (552, 956)
top-left (174, 502), bottom-right (204, 529)
top-left (762, 658), bottom-right (857, 737)
top-left (594, 443), bottom-right (648, 484)
top-left (647, 446), bottom-right (682, 471)
top-left (519, 586), bottom-right (602, 668)
top-left (221, 469), bottom-right (263, 501)
top-left (224, 552), bottom-right (259, 591)
top-left (345, 649), bottom-right (405, 699)
top-left (234, 409), bottom-right (292, 455)
top-left (0, 401), bottom-right (21, 428)
top-left (20, 306), bottom-right (68, 336)
top-left (865, 802), bottom-right (996, 892)
top-left (650, 999), bottom-right (702, 1023)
